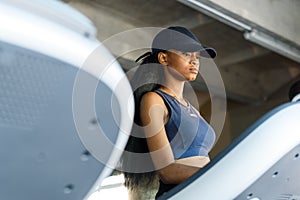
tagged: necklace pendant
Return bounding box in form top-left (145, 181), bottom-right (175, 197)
top-left (190, 113), bottom-right (198, 118)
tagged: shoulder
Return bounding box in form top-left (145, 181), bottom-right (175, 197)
top-left (141, 91), bottom-right (165, 106)
top-left (139, 91), bottom-right (168, 125)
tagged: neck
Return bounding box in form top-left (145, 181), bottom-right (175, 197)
top-left (162, 66), bottom-right (186, 98)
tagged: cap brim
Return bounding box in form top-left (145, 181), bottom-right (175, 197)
top-left (201, 46), bottom-right (217, 58)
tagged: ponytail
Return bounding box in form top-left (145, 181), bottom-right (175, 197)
top-left (121, 50), bottom-right (164, 190)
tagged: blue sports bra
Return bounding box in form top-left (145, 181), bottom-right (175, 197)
top-left (155, 90), bottom-right (216, 159)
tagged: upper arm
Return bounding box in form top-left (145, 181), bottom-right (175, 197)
top-left (139, 92), bottom-right (175, 168)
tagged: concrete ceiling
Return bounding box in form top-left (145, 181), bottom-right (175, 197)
top-left (63, 0), bottom-right (300, 104)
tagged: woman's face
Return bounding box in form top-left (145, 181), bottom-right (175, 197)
top-left (162, 49), bottom-right (201, 81)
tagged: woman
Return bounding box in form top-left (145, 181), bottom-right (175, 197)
top-left (123, 26), bottom-right (217, 199)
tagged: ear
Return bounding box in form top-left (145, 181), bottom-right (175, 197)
top-left (157, 52), bottom-right (168, 66)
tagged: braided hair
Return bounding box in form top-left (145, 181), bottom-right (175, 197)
top-left (122, 50), bottom-right (165, 190)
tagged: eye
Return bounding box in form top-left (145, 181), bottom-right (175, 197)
top-left (182, 52), bottom-right (192, 57)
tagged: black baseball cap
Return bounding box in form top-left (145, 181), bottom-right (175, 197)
top-left (151, 26), bottom-right (217, 58)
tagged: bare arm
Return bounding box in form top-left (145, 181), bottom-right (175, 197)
top-left (140, 92), bottom-right (201, 184)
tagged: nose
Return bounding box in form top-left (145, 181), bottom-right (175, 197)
top-left (190, 60), bottom-right (197, 66)
top-left (190, 54), bottom-right (199, 65)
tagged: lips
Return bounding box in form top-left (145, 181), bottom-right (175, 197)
top-left (190, 67), bottom-right (199, 74)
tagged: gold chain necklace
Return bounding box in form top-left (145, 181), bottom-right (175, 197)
top-left (160, 86), bottom-right (188, 106)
